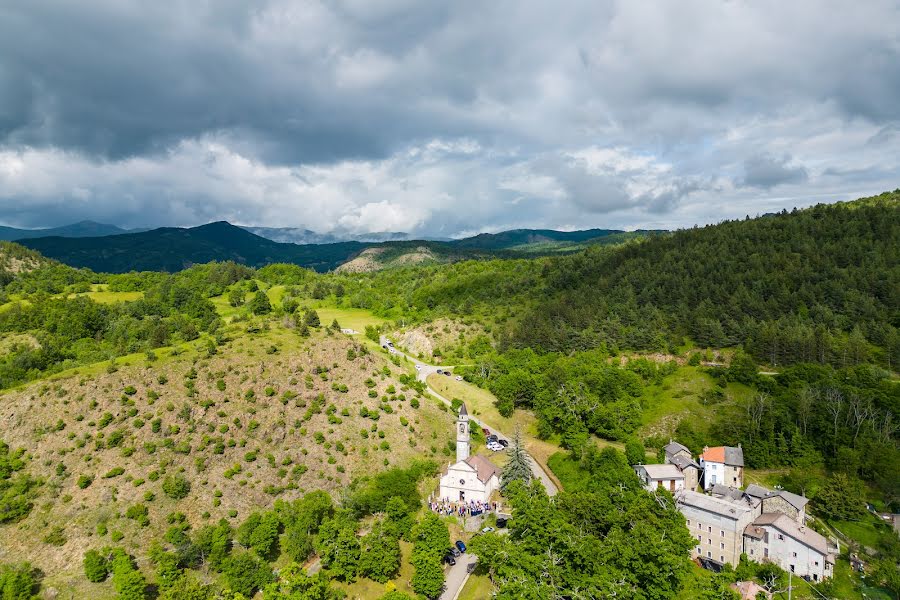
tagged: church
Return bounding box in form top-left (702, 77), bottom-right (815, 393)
top-left (438, 403), bottom-right (501, 503)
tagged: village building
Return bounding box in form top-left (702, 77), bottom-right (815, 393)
top-left (744, 484), bottom-right (808, 524)
top-left (699, 445), bottom-right (744, 490)
top-left (634, 463), bottom-right (685, 493)
top-left (743, 513), bottom-right (835, 582)
top-left (438, 404), bottom-right (500, 503)
top-left (664, 440), bottom-right (701, 490)
top-left (677, 490), bottom-right (757, 569)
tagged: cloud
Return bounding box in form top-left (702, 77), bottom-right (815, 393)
top-left (0, 0), bottom-right (898, 235)
top-left (741, 153), bottom-right (809, 189)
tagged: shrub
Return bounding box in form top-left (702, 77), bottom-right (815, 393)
top-left (84, 549), bottom-right (110, 582)
top-left (77, 475), bottom-right (94, 489)
top-left (162, 475), bottom-right (191, 500)
top-left (43, 526), bottom-right (67, 546)
top-left (125, 504), bottom-right (150, 527)
top-left (103, 467), bottom-right (125, 479)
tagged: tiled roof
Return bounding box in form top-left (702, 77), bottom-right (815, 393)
top-left (676, 490), bottom-right (754, 519)
top-left (670, 455), bottom-right (700, 470)
top-left (639, 464), bottom-right (684, 480)
top-left (751, 513), bottom-right (831, 556)
top-left (464, 455), bottom-right (500, 484)
top-left (664, 441), bottom-right (690, 456)
top-left (700, 446), bottom-right (744, 467)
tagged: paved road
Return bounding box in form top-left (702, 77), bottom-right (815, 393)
top-left (381, 336), bottom-right (558, 496)
top-left (440, 553), bottom-right (477, 600)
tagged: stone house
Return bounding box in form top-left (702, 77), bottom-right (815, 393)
top-left (699, 445), bottom-right (744, 490)
top-left (743, 513), bottom-right (835, 582)
top-left (664, 440), bottom-right (701, 490)
top-left (634, 463), bottom-right (685, 493)
top-left (745, 484), bottom-right (808, 524)
top-left (677, 490), bottom-right (757, 568)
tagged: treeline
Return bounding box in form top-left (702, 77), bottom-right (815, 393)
top-left (472, 446), bottom-right (697, 598)
top-left (69, 463), bottom-right (437, 599)
top-left (512, 191), bottom-right (900, 368)
top-left (682, 360), bottom-right (900, 506)
top-left (0, 262), bottom-right (253, 388)
top-left (460, 349), bottom-right (675, 446)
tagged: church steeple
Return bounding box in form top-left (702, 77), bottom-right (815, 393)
top-left (456, 403), bottom-right (470, 462)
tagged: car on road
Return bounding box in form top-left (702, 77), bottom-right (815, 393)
top-left (482, 427), bottom-right (490, 436)
top-left (443, 370), bottom-right (451, 376)
top-left (415, 364), bottom-right (421, 371)
top-left (436, 369), bottom-right (443, 375)
top-left (486, 434), bottom-right (498, 443)
top-left (387, 341), bottom-right (394, 347)
top-left (449, 546), bottom-right (461, 557)
top-left (455, 540), bottom-right (467, 553)
top-left (498, 439), bottom-right (509, 448)
top-left (444, 553), bottom-right (456, 566)
top-left (455, 375), bottom-right (463, 381)
top-left (481, 526), bottom-right (495, 533)
top-left (487, 442), bottom-right (503, 452)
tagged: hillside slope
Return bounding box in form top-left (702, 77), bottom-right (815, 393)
top-left (0, 327), bottom-right (454, 584)
top-left (0, 220), bottom-right (134, 241)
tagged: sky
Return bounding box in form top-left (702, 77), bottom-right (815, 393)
top-left (0, 0), bottom-right (898, 238)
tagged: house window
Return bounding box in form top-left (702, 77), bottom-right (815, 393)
top-left (750, 549), bottom-right (754, 556)
top-left (708, 526), bottom-right (712, 533)
top-left (778, 534), bottom-right (784, 541)
top-left (720, 543), bottom-right (725, 549)
top-left (720, 555), bottom-right (724, 562)
top-left (707, 551), bottom-right (711, 558)
top-left (814, 561), bottom-right (819, 566)
top-left (708, 538), bottom-right (712, 544)
top-left (792, 552), bottom-right (797, 558)
top-left (790, 565), bottom-right (795, 573)
top-left (764, 548), bottom-right (769, 558)
top-left (697, 535), bottom-right (702, 543)
top-left (813, 574), bottom-right (818, 582)
top-left (720, 530), bottom-right (724, 537)
top-left (686, 520), bottom-right (690, 526)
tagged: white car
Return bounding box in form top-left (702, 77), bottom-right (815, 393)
top-left (481, 526), bottom-right (495, 533)
top-left (414, 364), bottom-right (422, 371)
top-left (455, 375), bottom-right (463, 381)
top-left (487, 442), bottom-right (504, 452)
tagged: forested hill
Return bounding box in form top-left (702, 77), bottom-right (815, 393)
top-left (18, 221), bottom-right (651, 273)
top-left (511, 190), bottom-right (900, 367)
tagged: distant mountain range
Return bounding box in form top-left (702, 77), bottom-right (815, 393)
top-left (0, 220), bottom-right (145, 240)
top-left (15, 220), bottom-right (661, 273)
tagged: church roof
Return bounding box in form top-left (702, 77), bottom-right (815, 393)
top-left (459, 403), bottom-right (468, 416)
top-left (464, 455), bottom-right (500, 484)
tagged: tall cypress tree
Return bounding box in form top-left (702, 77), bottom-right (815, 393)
top-left (501, 428), bottom-right (532, 492)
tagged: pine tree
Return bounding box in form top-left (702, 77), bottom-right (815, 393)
top-left (501, 428), bottom-right (532, 492)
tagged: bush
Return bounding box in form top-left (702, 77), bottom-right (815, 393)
top-left (0, 562), bottom-right (39, 598)
top-left (83, 549), bottom-right (109, 582)
top-left (77, 474), bottom-right (94, 489)
top-left (125, 504), bottom-right (150, 527)
top-left (162, 475), bottom-right (191, 500)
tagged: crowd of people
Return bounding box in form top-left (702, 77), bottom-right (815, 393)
top-left (430, 498), bottom-right (498, 517)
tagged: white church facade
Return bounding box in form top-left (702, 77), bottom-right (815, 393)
top-left (438, 404), bottom-right (501, 503)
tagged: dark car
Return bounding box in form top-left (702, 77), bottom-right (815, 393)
top-left (444, 553), bottom-right (456, 566)
top-left (487, 435), bottom-right (498, 443)
top-left (443, 371), bottom-right (451, 376)
top-left (496, 517), bottom-right (508, 528)
top-left (482, 427), bottom-right (490, 436)
top-left (449, 546), bottom-right (461, 557)
top-left (436, 369), bottom-right (443, 374)
top-left (498, 439), bottom-right (509, 447)
top-left (455, 540), bottom-right (467, 553)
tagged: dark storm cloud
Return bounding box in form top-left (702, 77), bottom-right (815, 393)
top-left (0, 0), bottom-right (898, 235)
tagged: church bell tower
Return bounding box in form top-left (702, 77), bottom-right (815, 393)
top-left (456, 403), bottom-right (470, 462)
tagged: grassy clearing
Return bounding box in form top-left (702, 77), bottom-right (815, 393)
top-left (315, 306), bottom-right (387, 332)
top-left (70, 290), bottom-right (144, 303)
top-left (829, 515), bottom-right (894, 550)
top-left (459, 573), bottom-right (493, 600)
top-left (639, 366), bottom-right (717, 436)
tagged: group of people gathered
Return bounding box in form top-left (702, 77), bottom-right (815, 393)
top-left (430, 498), bottom-right (497, 517)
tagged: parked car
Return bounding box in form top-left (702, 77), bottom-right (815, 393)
top-left (444, 553), bottom-right (456, 566)
top-left (455, 375), bottom-right (463, 381)
top-left (496, 517), bottom-right (508, 528)
top-left (415, 364), bottom-right (421, 371)
top-left (498, 439), bottom-right (509, 448)
top-left (487, 434), bottom-right (498, 443)
top-left (481, 526), bottom-right (495, 533)
top-left (455, 540), bottom-right (467, 553)
top-left (436, 369), bottom-right (444, 375)
top-left (482, 427), bottom-right (490, 436)
top-left (487, 442), bottom-right (503, 451)
top-left (387, 341), bottom-right (394, 347)
top-left (449, 546), bottom-right (461, 557)
top-left (443, 371), bottom-right (451, 376)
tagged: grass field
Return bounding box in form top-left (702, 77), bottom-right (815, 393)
top-left (459, 573), bottom-right (493, 600)
top-left (70, 290), bottom-right (144, 303)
